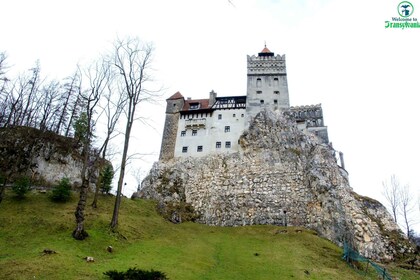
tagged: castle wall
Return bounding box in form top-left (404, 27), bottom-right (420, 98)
top-left (290, 105), bottom-right (329, 144)
top-left (174, 108), bottom-right (246, 157)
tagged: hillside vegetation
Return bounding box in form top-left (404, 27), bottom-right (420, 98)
top-left (0, 191), bottom-right (417, 280)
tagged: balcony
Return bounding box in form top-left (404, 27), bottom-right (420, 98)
top-left (185, 118), bottom-right (206, 128)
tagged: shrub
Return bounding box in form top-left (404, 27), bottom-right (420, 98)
top-left (51, 177), bottom-right (72, 202)
top-left (100, 165), bottom-right (114, 194)
top-left (104, 267), bottom-right (168, 280)
top-left (12, 176), bottom-right (30, 198)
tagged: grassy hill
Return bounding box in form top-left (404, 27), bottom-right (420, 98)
top-left (0, 190), bottom-right (417, 280)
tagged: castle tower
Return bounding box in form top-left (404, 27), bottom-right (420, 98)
top-left (246, 46), bottom-right (290, 118)
top-left (159, 92), bottom-right (185, 161)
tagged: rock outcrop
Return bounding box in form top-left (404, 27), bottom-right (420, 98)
top-left (138, 110), bottom-right (412, 262)
top-left (0, 126), bottom-right (99, 187)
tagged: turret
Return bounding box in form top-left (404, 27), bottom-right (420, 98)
top-left (159, 92), bottom-right (185, 161)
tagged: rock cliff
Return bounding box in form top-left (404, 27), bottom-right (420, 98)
top-left (138, 110), bottom-right (412, 261)
top-left (0, 126), bottom-right (97, 187)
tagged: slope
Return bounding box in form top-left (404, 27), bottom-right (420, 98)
top-left (0, 191), bottom-right (418, 279)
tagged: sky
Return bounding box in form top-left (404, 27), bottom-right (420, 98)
top-left (1, 0), bottom-right (419, 231)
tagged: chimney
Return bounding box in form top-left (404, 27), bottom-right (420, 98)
top-left (209, 90), bottom-right (217, 106)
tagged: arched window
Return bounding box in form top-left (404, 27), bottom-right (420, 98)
top-left (274, 78), bottom-right (279, 87)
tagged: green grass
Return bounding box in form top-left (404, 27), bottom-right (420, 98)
top-left (0, 191), bottom-right (418, 280)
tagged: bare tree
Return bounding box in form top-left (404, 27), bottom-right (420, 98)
top-left (91, 60), bottom-right (123, 208)
top-left (37, 80), bottom-right (61, 131)
top-left (20, 61), bottom-right (43, 127)
top-left (131, 167), bottom-right (144, 192)
top-left (109, 37), bottom-right (157, 229)
top-left (0, 52), bottom-right (10, 126)
top-left (399, 184), bottom-right (416, 238)
top-left (55, 71), bottom-right (81, 135)
top-left (382, 174), bottom-right (400, 223)
top-left (72, 61), bottom-right (109, 240)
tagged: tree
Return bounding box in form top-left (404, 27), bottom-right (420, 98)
top-left (37, 80), bottom-right (61, 131)
top-left (99, 164), bottom-right (114, 194)
top-left (110, 37), bottom-right (157, 229)
top-left (91, 59), bottom-right (122, 208)
top-left (20, 61), bottom-right (43, 127)
top-left (382, 174), bottom-right (400, 223)
top-left (72, 59), bottom-right (110, 240)
top-left (0, 52), bottom-right (10, 126)
top-left (72, 112), bottom-right (91, 239)
top-left (382, 175), bottom-right (419, 238)
top-left (54, 71), bottom-right (81, 135)
top-left (51, 177), bottom-right (72, 202)
top-left (399, 184), bottom-right (416, 238)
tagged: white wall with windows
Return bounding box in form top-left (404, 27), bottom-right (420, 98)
top-left (174, 108), bottom-right (246, 157)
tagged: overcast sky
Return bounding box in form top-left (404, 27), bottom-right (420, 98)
top-left (2, 0), bottom-right (419, 230)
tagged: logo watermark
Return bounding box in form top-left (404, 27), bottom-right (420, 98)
top-left (385, 1), bottom-right (420, 29)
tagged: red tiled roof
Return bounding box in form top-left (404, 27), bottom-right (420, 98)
top-left (260, 47), bottom-right (271, 53)
top-left (182, 99), bottom-right (210, 111)
top-left (167, 91), bottom-right (184, 100)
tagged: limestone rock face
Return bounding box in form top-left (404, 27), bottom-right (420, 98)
top-left (0, 126), bottom-right (96, 187)
top-left (139, 110), bottom-right (411, 261)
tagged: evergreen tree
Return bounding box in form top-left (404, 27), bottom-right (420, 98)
top-left (100, 165), bottom-right (114, 194)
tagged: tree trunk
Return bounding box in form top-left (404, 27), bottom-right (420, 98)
top-left (73, 124), bottom-right (90, 240)
top-left (0, 181), bottom-right (6, 204)
top-left (91, 168), bottom-right (102, 208)
top-left (110, 117), bottom-right (133, 229)
top-left (72, 177), bottom-right (89, 240)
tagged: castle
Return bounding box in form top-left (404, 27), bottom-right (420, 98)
top-left (159, 46), bottom-right (329, 161)
top-left (140, 46), bottom-right (413, 262)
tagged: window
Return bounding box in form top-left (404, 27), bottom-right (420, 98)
top-left (274, 99), bottom-right (278, 104)
top-left (241, 114), bottom-right (244, 117)
top-left (225, 126), bottom-right (230, 132)
top-left (274, 91), bottom-right (279, 94)
top-left (189, 102), bottom-right (200, 109)
top-left (233, 114), bottom-right (236, 117)
top-left (256, 90), bottom-right (262, 94)
top-left (260, 100), bottom-right (264, 105)
top-left (218, 114), bottom-right (222, 120)
top-left (192, 130), bottom-right (197, 136)
top-left (197, 146), bottom-right (203, 152)
top-left (256, 78), bottom-right (262, 88)
top-left (182, 146), bottom-right (188, 153)
top-left (225, 141), bottom-right (231, 148)
top-left (181, 131), bottom-right (186, 137)
top-left (274, 78), bottom-right (279, 87)
top-left (216, 142), bottom-right (221, 148)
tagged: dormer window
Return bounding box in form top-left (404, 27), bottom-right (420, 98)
top-left (189, 102), bottom-right (200, 110)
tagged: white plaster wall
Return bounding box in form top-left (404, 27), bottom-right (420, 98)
top-left (174, 108), bottom-right (246, 157)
